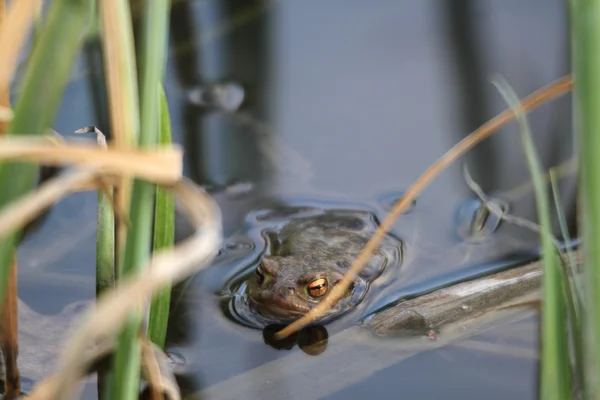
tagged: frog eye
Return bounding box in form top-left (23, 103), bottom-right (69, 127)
top-left (307, 278), bottom-right (328, 298)
top-left (255, 264), bottom-right (266, 285)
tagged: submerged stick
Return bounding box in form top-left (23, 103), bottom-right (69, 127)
top-left (275, 75), bottom-right (574, 339)
top-left (0, 255), bottom-right (19, 397)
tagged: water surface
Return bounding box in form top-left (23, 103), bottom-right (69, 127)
top-left (16, 0), bottom-right (573, 398)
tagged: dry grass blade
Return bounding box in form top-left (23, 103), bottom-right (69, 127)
top-left (142, 341), bottom-right (165, 400)
top-left (141, 340), bottom-right (180, 400)
top-left (99, 1), bottom-right (138, 149)
top-left (0, 0), bottom-right (40, 97)
top-left (30, 178), bottom-right (220, 399)
top-left (0, 168), bottom-right (97, 240)
top-left (27, 340), bottom-right (180, 400)
top-left (100, 0), bottom-right (140, 261)
top-left (25, 340), bottom-right (114, 399)
top-left (0, 136), bottom-right (182, 184)
top-left (275, 75), bottom-right (574, 339)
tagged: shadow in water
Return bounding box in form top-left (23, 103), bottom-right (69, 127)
top-left (263, 324), bottom-right (329, 356)
top-left (438, 0), bottom-right (497, 193)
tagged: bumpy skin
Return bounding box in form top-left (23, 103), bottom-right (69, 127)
top-left (247, 210), bottom-right (402, 322)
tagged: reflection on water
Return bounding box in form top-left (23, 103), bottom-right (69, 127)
top-left (262, 324), bottom-right (329, 355)
top-left (14, 0), bottom-right (574, 399)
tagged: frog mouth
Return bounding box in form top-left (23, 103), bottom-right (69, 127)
top-left (248, 296), bottom-right (313, 319)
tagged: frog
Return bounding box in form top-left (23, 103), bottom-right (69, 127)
top-left (246, 209), bottom-right (403, 323)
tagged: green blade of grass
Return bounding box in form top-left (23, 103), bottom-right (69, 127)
top-left (0, 0), bottom-right (92, 307)
top-left (549, 168), bottom-right (585, 393)
top-left (95, 132), bottom-right (115, 400)
top-left (571, 0), bottom-right (600, 395)
top-left (111, 0), bottom-right (170, 398)
top-left (96, 180), bottom-right (116, 296)
top-left (549, 168), bottom-right (581, 307)
top-left (148, 84), bottom-right (175, 349)
top-left (492, 77), bottom-right (571, 400)
top-left (96, 186), bottom-right (115, 400)
top-left (96, 181), bottom-right (115, 295)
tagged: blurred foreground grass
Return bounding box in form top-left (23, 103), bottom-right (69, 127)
top-left (0, 0), bottom-right (178, 398)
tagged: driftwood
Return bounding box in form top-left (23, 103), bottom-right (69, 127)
top-left (362, 249), bottom-right (580, 336)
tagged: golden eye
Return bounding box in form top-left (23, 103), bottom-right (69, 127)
top-left (307, 278), bottom-right (328, 298)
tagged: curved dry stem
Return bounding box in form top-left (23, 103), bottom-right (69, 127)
top-left (28, 178), bottom-right (221, 400)
top-left (27, 340), bottom-right (180, 400)
top-left (275, 75), bottom-right (574, 339)
top-left (0, 135), bottom-right (182, 184)
top-left (0, 168), bottom-right (98, 239)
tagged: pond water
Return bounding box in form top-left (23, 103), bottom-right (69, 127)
top-left (15, 0), bottom-right (575, 398)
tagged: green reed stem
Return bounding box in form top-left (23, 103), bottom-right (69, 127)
top-left (111, 0), bottom-right (170, 398)
top-left (148, 84), bottom-right (175, 349)
top-left (105, 0), bottom-right (141, 399)
top-left (549, 168), bottom-right (585, 392)
top-left (571, 0), bottom-right (600, 396)
top-left (96, 181), bottom-right (116, 296)
top-left (493, 77), bottom-right (571, 400)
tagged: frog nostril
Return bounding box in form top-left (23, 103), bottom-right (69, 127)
top-left (278, 287), bottom-right (295, 297)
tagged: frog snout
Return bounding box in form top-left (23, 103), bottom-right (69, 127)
top-left (277, 287), bottom-right (295, 297)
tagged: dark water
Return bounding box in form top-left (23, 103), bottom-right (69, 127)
top-left (15, 0), bottom-right (574, 398)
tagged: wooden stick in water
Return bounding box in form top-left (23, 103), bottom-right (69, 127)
top-left (0, 255), bottom-right (20, 397)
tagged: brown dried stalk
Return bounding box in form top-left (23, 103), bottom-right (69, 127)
top-left (0, 0), bottom-right (40, 100)
top-left (1, 255), bottom-right (20, 398)
top-left (141, 340), bottom-right (166, 400)
top-left (27, 339), bottom-right (180, 400)
top-left (0, 136), bottom-right (182, 184)
top-left (99, 0), bottom-right (140, 258)
top-left (275, 75), bottom-right (574, 339)
top-left (0, 147), bottom-right (217, 398)
top-left (0, 1), bottom-right (21, 395)
top-left (0, 169), bottom-right (100, 240)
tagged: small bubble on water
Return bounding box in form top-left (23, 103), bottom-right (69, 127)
top-left (187, 81), bottom-right (245, 112)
